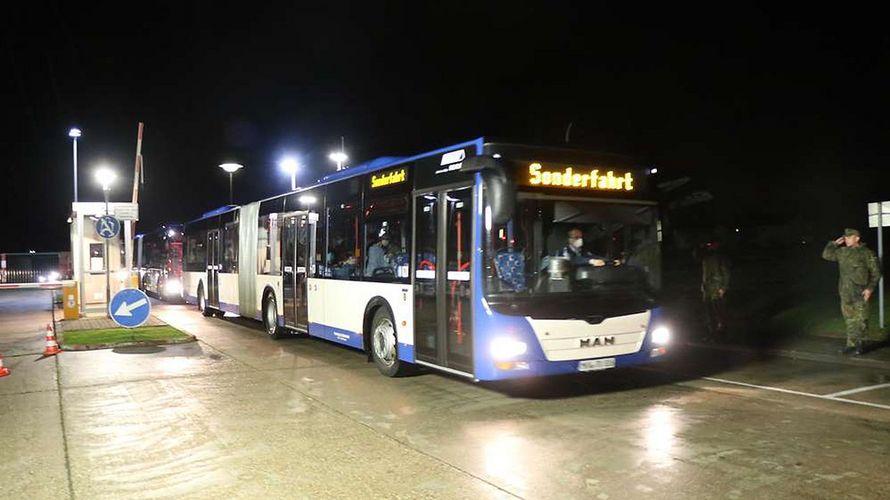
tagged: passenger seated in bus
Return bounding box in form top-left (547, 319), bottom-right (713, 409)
top-left (365, 232), bottom-right (398, 277)
top-left (558, 228), bottom-right (620, 267)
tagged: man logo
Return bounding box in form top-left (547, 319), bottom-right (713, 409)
top-left (579, 336), bottom-right (615, 348)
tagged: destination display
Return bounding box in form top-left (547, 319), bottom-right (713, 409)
top-left (370, 168), bottom-right (407, 189)
top-left (522, 162), bottom-right (636, 192)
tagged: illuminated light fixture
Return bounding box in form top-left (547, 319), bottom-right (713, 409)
top-left (329, 151), bottom-right (348, 171)
top-left (279, 157), bottom-right (299, 191)
top-left (219, 163), bottom-right (243, 173)
top-left (492, 153), bottom-right (502, 159)
top-left (490, 337), bottom-right (527, 361)
top-left (94, 167), bottom-right (116, 192)
top-left (298, 195), bottom-right (317, 205)
top-left (649, 167), bottom-right (658, 175)
top-left (49, 271), bottom-right (60, 281)
top-left (651, 326), bottom-right (670, 345)
top-left (167, 229), bottom-right (176, 238)
top-left (68, 128), bottom-right (82, 138)
top-left (218, 163), bottom-right (244, 204)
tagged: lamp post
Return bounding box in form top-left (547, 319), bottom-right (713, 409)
top-left (219, 163), bottom-right (244, 204)
top-left (69, 128), bottom-right (82, 202)
top-left (95, 167), bottom-right (116, 314)
top-left (279, 158), bottom-right (299, 191)
top-left (328, 151), bottom-right (348, 171)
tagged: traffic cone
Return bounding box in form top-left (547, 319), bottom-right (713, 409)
top-left (0, 354), bottom-right (9, 377)
top-left (43, 323), bottom-right (62, 356)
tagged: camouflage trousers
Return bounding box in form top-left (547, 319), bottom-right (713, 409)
top-left (839, 296), bottom-right (868, 347)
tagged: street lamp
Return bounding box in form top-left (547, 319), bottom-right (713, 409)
top-left (94, 166), bottom-right (116, 314)
top-left (219, 163), bottom-right (244, 204)
top-left (69, 128), bottom-right (82, 202)
top-left (279, 157), bottom-right (299, 191)
top-left (328, 151), bottom-right (348, 171)
top-left (94, 167), bottom-right (116, 215)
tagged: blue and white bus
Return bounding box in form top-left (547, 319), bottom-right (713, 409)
top-left (181, 138), bottom-right (670, 380)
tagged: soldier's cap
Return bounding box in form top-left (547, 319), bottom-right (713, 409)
top-left (844, 228), bottom-right (860, 237)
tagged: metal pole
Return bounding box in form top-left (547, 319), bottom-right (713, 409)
top-left (291, 173), bottom-right (297, 191)
top-left (72, 138), bottom-right (78, 203)
top-left (229, 172), bottom-right (234, 204)
top-left (77, 212), bottom-right (85, 315)
top-left (104, 191), bottom-right (110, 316)
top-left (878, 205), bottom-right (884, 330)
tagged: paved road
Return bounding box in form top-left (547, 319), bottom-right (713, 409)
top-left (2, 289), bottom-right (889, 499)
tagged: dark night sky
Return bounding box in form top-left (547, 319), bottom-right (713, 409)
top-left (3, 3), bottom-right (889, 252)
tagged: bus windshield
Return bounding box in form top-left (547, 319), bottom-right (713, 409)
top-left (484, 193), bottom-right (661, 298)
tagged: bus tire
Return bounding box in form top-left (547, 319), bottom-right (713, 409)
top-left (263, 292), bottom-right (285, 339)
top-left (198, 284), bottom-right (213, 317)
top-left (370, 307), bottom-right (411, 377)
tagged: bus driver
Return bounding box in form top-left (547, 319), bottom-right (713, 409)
top-left (558, 228), bottom-right (620, 267)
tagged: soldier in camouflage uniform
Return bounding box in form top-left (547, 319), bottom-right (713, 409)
top-left (822, 228), bottom-right (881, 355)
top-left (699, 241), bottom-right (731, 341)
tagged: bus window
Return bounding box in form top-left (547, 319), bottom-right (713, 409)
top-left (326, 179), bottom-right (360, 280)
top-left (223, 221), bottom-right (239, 273)
top-left (257, 214), bottom-right (280, 275)
top-left (364, 193), bottom-right (409, 283)
top-left (184, 231), bottom-right (206, 272)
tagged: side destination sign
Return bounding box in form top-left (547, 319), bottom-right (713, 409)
top-left (527, 162), bottom-right (635, 192)
top-left (370, 168), bottom-right (407, 188)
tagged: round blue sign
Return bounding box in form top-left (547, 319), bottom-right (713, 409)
top-left (96, 215), bottom-right (121, 239)
top-left (109, 288), bottom-right (151, 328)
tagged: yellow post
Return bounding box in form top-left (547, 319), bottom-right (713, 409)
top-left (62, 280), bottom-right (80, 320)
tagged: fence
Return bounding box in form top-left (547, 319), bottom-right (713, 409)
top-left (0, 252), bottom-right (71, 284)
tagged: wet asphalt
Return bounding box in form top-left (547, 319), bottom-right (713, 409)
top-left (2, 289), bottom-right (890, 499)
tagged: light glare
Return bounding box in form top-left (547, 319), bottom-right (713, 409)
top-left (219, 163), bottom-right (244, 173)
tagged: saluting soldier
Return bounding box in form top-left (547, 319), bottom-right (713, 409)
top-left (822, 228), bottom-right (881, 355)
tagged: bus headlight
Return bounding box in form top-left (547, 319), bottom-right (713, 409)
top-left (651, 326), bottom-right (670, 345)
top-left (164, 279), bottom-right (182, 295)
top-left (490, 337), bottom-right (527, 360)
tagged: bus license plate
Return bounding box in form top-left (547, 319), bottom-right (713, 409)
top-left (578, 358), bottom-right (616, 372)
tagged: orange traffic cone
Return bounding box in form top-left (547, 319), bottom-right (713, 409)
top-left (0, 354), bottom-right (9, 377)
top-left (43, 323), bottom-right (62, 356)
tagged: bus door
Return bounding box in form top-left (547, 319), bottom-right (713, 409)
top-left (206, 229), bottom-right (221, 309)
top-left (282, 212), bottom-right (317, 331)
top-left (413, 186), bottom-right (474, 374)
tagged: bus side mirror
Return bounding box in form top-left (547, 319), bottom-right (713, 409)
top-left (462, 157), bottom-right (514, 224)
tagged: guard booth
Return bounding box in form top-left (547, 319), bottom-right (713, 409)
top-left (69, 202), bottom-right (138, 313)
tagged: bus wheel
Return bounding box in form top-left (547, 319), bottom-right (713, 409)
top-left (198, 285), bottom-right (213, 317)
top-left (370, 308), bottom-right (411, 377)
top-left (263, 293), bottom-right (285, 339)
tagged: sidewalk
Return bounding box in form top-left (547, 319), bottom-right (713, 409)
top-left (688, 334), bottom-right (890, 369)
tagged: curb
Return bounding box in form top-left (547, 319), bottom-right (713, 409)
top-left (685, 341), bottom-right (890, 370)
top-left (61, 335), bottom-right (197, 352)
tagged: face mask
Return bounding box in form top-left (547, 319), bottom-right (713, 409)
top-left (571, 238), bottom-right (583, 249)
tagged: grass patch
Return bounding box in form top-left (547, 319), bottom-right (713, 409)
top-left (62, 325), bottom-right (192, 348)
top-left (769, 295), bottom-right (886, 340)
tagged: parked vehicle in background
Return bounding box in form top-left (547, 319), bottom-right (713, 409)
top-left (134, 224), bottom-right (183, 300)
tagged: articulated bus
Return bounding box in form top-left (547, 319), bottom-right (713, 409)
top-left (181, 138), bottom-right (670, 380)
top-left (134, 224), bottom-right (184, 300)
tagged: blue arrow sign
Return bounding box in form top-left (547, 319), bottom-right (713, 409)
top-left (96, 215), bottom-right (121, 239)
top-left (109, 288), bottom-right (151, 328)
